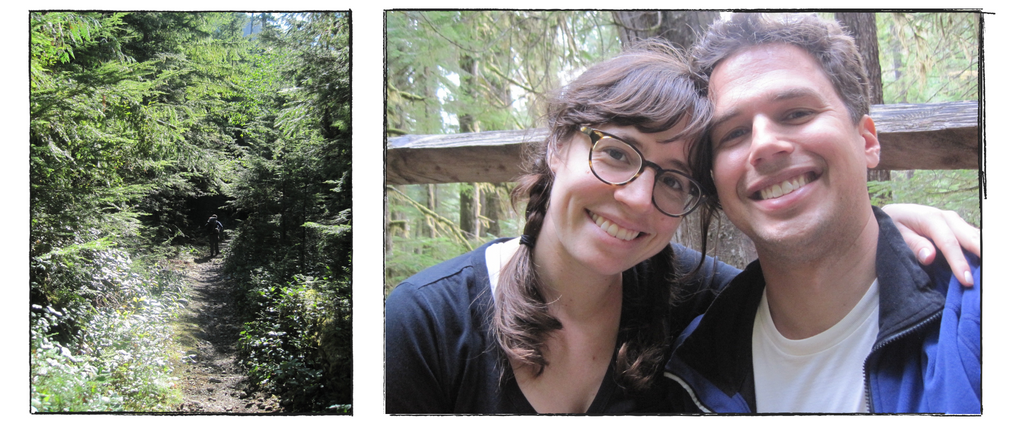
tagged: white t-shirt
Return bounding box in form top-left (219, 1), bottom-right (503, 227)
top-left (485, 237), bottom-right (522, 295)
top-left (751, 279), bottom-right (880, 413)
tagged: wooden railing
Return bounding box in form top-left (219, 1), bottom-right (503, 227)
top-left (386, 101), bottom-right (979, 185)
top-left (386, 100), bottom-right (981, 268)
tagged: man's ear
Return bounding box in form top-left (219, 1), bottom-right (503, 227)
top-left (859, 115), bottom-right (881, 169)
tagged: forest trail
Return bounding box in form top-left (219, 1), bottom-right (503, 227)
top-left (170, 239), bottom-right (282, 413)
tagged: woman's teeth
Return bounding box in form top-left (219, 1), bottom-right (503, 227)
top-left (760, 174), bottom-right (808, 200)
top-left (590, 212), bottom-right (640, 241)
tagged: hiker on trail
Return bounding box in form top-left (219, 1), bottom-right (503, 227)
top-left (205, 214), bottom-right (224, 257)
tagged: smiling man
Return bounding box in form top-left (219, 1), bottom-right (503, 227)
top-left (662, 13), bottom-right (980, 414)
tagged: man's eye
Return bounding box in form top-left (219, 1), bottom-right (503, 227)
top-left (784, 109), bottom-right (815, 121)
top-left (716, 128), bottom-right (748, 146)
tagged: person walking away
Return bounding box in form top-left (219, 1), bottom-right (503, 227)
top-left (205, 214), bottom-right (224, 257)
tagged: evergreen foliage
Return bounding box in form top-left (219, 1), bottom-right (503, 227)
top-left (30, 11), bottom-right (352, 413)
top-left (385, 11), bottom-right (619, 290)
top-left (385, 11), bottom-right (983, 289)
top-left (869, 12), bottom-right (980, 226)
top-left (226, 12), bottom-right (353, 412)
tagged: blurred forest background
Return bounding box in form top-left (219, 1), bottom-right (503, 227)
top-left (30, 12), bottom-right (351, 412)
top-left (385, 11), bottom-right (981, 292)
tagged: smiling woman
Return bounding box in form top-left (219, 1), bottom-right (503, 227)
top-left (385, 39), bottom-right (733, 414)
top-left (384, 35), bottom-right (981, 415)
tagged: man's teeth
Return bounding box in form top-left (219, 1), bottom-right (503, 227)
top-left (760, 174), bottom-right (809, 200)
top-left (590, 212), bottom-right (640, 241)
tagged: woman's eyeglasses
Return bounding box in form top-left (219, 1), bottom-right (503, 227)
top-left (581, 126), bottom-right (705, 217)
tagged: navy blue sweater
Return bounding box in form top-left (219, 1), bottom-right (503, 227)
top-left (662, 208), bottom-right (981, 414)
top-left (385, 239), bottom-right (738, 413)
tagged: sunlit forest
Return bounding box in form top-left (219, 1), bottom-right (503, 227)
top-left (25, 9), bottom-right (981, 414)
top-left (385, 11), bottom-right (980, 291)
top-left (30, 12), bottom-right (352, 413)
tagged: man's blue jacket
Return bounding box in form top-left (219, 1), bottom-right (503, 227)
top-left (662, 207), bottom-right (980, 413)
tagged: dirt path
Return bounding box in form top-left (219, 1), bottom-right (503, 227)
top-left (170, 244), bottom-right (282, 413)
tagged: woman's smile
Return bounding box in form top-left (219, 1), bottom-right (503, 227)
top-left (589, 210), bottom-right (643, 241)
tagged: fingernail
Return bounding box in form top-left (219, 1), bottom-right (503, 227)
top-left (918, 248), bottom-right (930, 262)
top-left (963, 271), bottom-right (974, 286)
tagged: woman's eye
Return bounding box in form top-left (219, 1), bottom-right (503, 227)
top-left (596, 145), bottom-right (634, 164)
top-left (606, 148), bottom-right (628, 161)
top-left (659, 174), bottom-right (685, 192)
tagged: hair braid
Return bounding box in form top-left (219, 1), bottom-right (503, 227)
top-left (493, 166), bottom-right (559, 376)
top-left (490, 39), bottom-right (713, 391)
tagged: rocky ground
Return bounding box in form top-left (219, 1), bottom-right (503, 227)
top-left (169, 243), bottom-right (282, 414)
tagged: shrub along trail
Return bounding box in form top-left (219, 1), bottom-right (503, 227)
top-left (170, 242), bottom-right (281, 413)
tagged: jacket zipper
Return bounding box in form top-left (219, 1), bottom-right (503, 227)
top-left (663, 371), bottom-right (714, 413)
top-left (862, 310), bottom-right (942, 412)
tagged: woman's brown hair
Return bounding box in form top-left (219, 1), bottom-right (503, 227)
top-left (492, 39), bottom-right (715, 393)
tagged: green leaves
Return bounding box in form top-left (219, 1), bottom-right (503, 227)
top-left (878, 12), bottom-right (979, 104)
top-left (237, 270), bottom-right (351, 412)
top-left (30, 12), bottom-right (104, 89)
top-left (30, 248), bottom-right (187, 412)
top-left (30, 11), bottom-right (353, 412)
top-left (870, 170), bottom-right (980, 227)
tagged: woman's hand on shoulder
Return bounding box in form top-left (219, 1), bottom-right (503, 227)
top-left (884, 203), bottom-right (980, 287)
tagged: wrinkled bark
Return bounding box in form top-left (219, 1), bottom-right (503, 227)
top-left (612, 11), bottom-right (719, 50)
top-left (835, 12), bottom-right (891, 185)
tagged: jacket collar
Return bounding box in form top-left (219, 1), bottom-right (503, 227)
top-left (671, 258), bottom-right (763, 405)
top-left (871, 207), bottom-right (946, 343)
top-left (670, 207), bottom-right (946, 408)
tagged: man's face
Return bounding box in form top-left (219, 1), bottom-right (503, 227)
top-left (706, 43), bottom-right (880, 256)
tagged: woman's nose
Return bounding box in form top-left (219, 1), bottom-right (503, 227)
top-left (613, 167), bottom-right (656, 212)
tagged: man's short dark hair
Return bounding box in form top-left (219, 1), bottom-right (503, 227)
top-left (690, 13), bottom-right (871, 124)
top-left (685, 13), bottom-right (872, 213)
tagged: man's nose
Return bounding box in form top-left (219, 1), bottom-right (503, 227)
top-left (748, 116), bottom-right (794, 167)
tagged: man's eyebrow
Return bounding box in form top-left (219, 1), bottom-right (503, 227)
top-left (710, 108), bottom-right (740, 132)
top-left (771, 87), bottom-right (821, 103)
top-left (710, 87), bottom-right (823, 130)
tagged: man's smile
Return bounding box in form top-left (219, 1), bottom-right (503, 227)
top-left (754, 171), bottom-right (818, 201)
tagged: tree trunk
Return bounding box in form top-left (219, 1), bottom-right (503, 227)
top-left (472, 184), bottom-right (481, 238)
top-left (483, 187), bottom-right (502, 237)
top-left (426, 184), bottom-right (437, 238)
top-left (835, 13), bottom-right (891, 184)
top-left (458, 55), bottom-right (482, 239)
top-left (835, 13), bottom-right (884, 105)
top-left (613, 11), bottom-right (719, 50)
top-left (614, 10), bottom-right (755, 267)
top-left (460, 183), bottom-right (482, 239)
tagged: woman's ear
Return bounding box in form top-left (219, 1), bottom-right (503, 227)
top-left (547, 138), bottom-right (566, 174)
